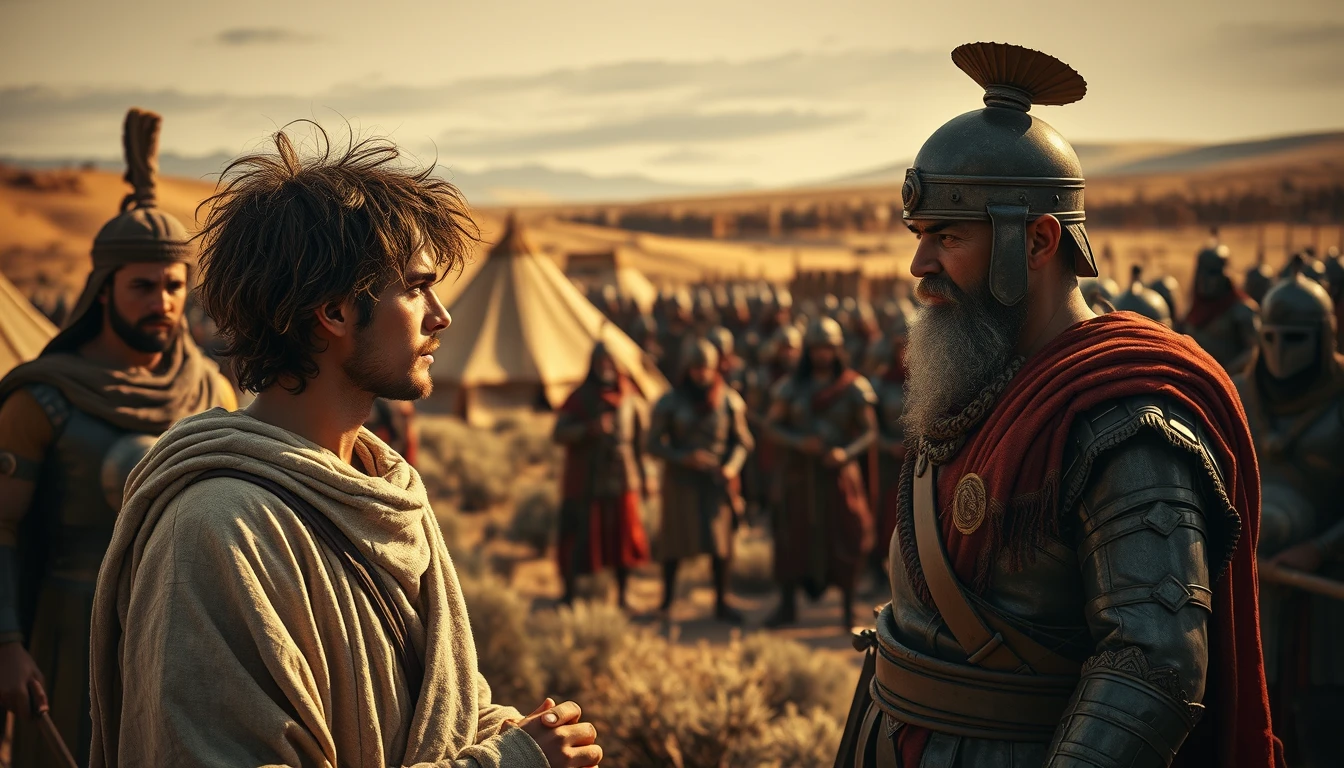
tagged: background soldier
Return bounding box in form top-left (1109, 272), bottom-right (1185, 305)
top-left (1184, 237), bottom-right (1259, 371)
top-left (839, 43), bottom-right (1276, 768)
top-left (764, 316), bottom-right (876, 629)
top-left (0, 109), bottom-right (234, 766)
top-left (646, 340), bottom-right (754, 622)
top-left (552, 342), bottom-right (651, 609)
top-left (871, 314), bottom-right (909, 586)
top-left (1234, 269), bottom-right (1344, 767)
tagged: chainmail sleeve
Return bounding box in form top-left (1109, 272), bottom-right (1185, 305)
top-left (1045, 396), bottom-right (1225, 767)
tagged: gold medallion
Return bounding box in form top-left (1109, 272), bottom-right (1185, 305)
top-left (953, 473), bottom-right (987, 535)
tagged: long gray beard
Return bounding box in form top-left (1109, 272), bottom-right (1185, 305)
top-left (902, 276), bottom-right (1026, 439)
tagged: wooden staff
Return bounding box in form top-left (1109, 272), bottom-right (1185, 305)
top-left (29, 681), bottom-right (79, 768)
top-left (1259, 559), bottom-right (1344, 602)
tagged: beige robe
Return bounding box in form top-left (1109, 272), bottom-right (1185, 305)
top-left (88, 408), bottom-right (547, 768)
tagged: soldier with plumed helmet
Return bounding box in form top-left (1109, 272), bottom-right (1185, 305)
top-left (0, 109), bottom-right (236, 766)
top-left (837, 43), bottom-right (1276, 768)
top-left (1232, 264), bottom-right (1344, 765)
top-left (764, 316), bottom-right (877, 630)
top-left (1113, 265), bottom-right (1173, 327)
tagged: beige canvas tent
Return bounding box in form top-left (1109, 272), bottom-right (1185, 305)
top-left (429, 215), bottom-right (668, 426)
top-left (564, 248), bottom-right (659, 314)
top-left (0, 272), bottom-right (58, 378)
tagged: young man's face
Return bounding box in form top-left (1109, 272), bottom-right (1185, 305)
top-left (104, 262), bottom-right (188, 353)
top-left (343, 249), bottom-right (451, 400)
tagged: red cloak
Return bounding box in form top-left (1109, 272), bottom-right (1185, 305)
top-left (1185, 286), bottom-right (1253, 329)
top-left (555, 376), bottom-right (650, 577)
top-left (897, 312), bottom-right (1278, 768)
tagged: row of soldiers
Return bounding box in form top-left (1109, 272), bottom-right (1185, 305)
top-left (564, 237), bottom-right (1344, 752)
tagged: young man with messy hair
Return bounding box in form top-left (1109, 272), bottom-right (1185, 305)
top-left (87, 127), bottom-right (602, 768)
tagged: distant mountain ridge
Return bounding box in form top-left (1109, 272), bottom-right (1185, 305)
top-left (0, 153), bottom-right (744, 205)
top-left (818, 131), bottom-right (1344, 187)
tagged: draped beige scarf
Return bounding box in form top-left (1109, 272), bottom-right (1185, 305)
top-left (0, 330), bottom-right (232, 432)
top-left (88, 408), bottom-right (546, 767)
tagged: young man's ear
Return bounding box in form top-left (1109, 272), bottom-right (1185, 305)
top-left (1026, 214), bottom-right (1063, 271)
top-left (314, 301), bottom-right (353, 339)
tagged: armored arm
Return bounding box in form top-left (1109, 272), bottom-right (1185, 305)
top-left (1046, 399), bottom-right (1221, 767)
top-left (764, 382), bottom-right (810, 450)
top-left (0, 389), bottom-right (54, 645)
top-left (644, 395), bottom-right (689, 465)
top-left (551, 404), bottom-right (593, 445)
top-left (722, 392), bottom-right (754, 478)
top-left (837, 380), bottom-right (879, 461)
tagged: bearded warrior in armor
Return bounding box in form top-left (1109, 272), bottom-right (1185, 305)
top-left (706, 325), bottom-right (748, 396)
top-left (836, 44), bottom-right (1277, 768)
top-left (646, 340), bottom-right (754, 622)
top-left (1184, 237), bottom-right (1259, 372)
top-left (1232, 268), bottom-right (1344, 767)
top-left (764, 317), bottom-right (877, 629)
top-left (552, 342), bottom-right (652, 609)
top-left (0, 110), bottom-right (236, 766)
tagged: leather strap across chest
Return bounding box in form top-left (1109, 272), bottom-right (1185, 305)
top-left (912, 459), bottom-right (1079, 676)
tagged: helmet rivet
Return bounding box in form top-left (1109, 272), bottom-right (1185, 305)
top-left (1018, 192), bottom-right (1027, 203)
top-left (950, 190), bottom-right (961, 203)
top-left (1053, 194), bottom-right (1061, 205)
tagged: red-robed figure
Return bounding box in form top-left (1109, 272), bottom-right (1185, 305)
top-left (837, 42), bottom-right (1280, 768)
top-left (552, 343), bottom-right (651, 608)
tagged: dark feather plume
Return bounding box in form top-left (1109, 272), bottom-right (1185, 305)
top-left (121, 107), bottom-right (161, 211)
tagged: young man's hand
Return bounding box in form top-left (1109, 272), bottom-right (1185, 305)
top-left (0, 642), bottom-right (46, 717)
top-left (517, 698), bottom-right (602, 767)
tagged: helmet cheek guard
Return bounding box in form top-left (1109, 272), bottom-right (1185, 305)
top-left (987, 204), bottom-right (1029, 307)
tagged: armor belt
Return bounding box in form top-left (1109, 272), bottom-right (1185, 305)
top-left (871, 627), bottom-right (1077, 741)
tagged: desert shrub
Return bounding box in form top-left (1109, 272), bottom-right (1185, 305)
top-left (529, 601), bottom-right (633, 700)
top-left (739, 632), bottom-right (855, 719)
top-left (458, 573), bottom-right (543, 706)
top-left (459, 580), bottom-right (852, 767)
top-left (740, 703), bottom-right (845, 768)
top-left (508, 422), bottom-right (563, 470)
top-left (417, 416), bottom-right (520, 511)
top-left (508, 485), bottom-right (558, 555)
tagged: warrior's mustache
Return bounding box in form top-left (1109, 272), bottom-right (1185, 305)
top-left (915, 274), bottom-right (970, 306)
top-left (419, 337), bottom-right (440, 356)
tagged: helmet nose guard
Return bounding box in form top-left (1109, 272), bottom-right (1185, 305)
top-left (903, 42), bottom-right (1096, 307)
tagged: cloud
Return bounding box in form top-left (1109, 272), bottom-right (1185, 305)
top-left (1205, 22), bottom-right (1344, 87)
top-left (649, 148), bottom-right (728, 165)
top-left (437, 109), bottom-right (861, 156)
top-left (214, 27), bottom-right (317, 46)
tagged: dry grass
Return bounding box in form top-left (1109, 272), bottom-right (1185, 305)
top-left (460, 573), bottom-right (850, 768)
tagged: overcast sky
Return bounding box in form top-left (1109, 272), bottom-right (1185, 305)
top-left (1, 0), bottom-right (1341, 187)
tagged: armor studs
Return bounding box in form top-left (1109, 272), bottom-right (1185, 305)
top-left (1151, 574), bottom-right (1193, 613)
top-left (1142, 502), bottom-right (1183, 537)
top-left (953, 472), bottom-right (988, 535)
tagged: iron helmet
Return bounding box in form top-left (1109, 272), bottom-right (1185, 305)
top-left (1195, 237), bottom-right (1233, 299)
top-left (706, 325), bottom-right (736, 359)
top-left (1323, 247), bottom-right (1343, 297)
top-left (902, 42), bottom-right (1096, 308)
top-left (1257, 270), bottom-right (1336, 381)
top-left (805, 316), bottom-right (845, 348)
top-left (1113, 266), bottom-right (1172, 327)
top-left (686, 338), bottom-right (721, 373)
top-left (1244, 260), bottom-right (1276, 305)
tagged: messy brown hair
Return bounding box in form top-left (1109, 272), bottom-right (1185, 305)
top-left (195, 123), bottom-right (476, 393)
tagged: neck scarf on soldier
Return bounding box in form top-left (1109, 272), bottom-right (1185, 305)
top-left (0, 323), bottom-right (230, 433)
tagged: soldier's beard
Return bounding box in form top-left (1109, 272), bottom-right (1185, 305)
top-left (902, 274), bottom-right (1027, 439)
